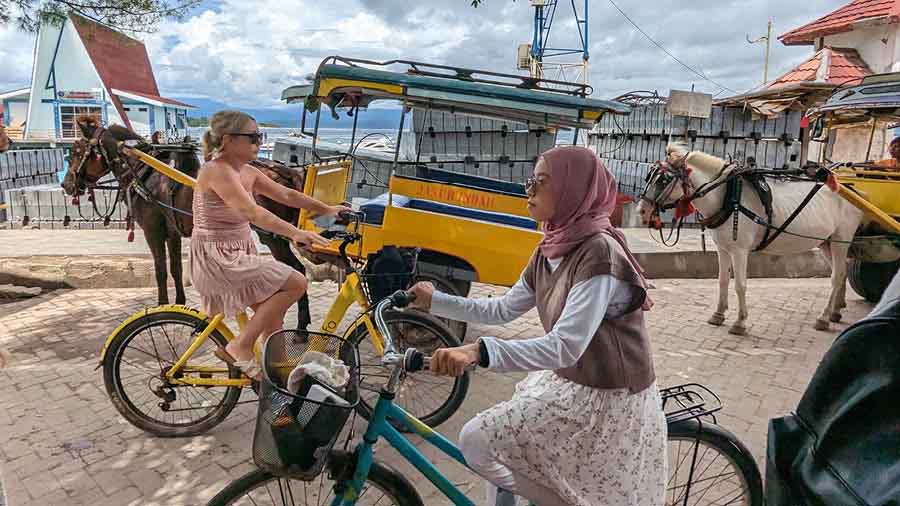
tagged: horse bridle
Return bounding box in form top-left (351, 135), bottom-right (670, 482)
top-left (70, 126), bottom-right (121, 194)
top-left (639, 156), bottom-right (694, 217)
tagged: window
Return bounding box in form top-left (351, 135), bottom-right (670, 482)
top-left (60, 105), bottom-right (102, 138)
top-left (139, 107), bottom-right (148, 112)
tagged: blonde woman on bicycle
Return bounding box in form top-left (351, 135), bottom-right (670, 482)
top-left (192, 110), bottom-right (347, 378)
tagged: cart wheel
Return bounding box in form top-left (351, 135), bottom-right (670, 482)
top-left (413, 273), bottom-right (469, 340)
top-left (848, 258), bottom-right (900, 303)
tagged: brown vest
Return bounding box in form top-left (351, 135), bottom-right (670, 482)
top-left (524, 233), bottom-right (655, 393)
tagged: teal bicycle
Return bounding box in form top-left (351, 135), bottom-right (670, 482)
top-left (208, 290), bottom-right (763, 506)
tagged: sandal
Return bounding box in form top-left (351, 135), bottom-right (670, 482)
top-left (214, 348), bottom-right (262, 380)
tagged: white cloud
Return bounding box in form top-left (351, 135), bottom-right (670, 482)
top-left (0, 0), bottom-right (850, 105)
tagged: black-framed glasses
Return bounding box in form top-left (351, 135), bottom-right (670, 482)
top-left (228, 132), bottom-right (263, 145)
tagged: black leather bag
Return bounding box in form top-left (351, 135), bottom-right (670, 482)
top-left (362, 246), bottom-right (417, 303)
top-left (766, 276), bottom-right (900, 506)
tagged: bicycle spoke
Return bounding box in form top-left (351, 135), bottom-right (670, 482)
top-left (159, 324), bottom-right (183, 362)
top-left (667, 436), bottom-right (750, 506)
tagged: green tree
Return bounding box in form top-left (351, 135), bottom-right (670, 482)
top-left (1, 0), bottom-right (200, 33)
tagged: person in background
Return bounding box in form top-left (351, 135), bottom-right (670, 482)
top-left (874, 136), bottom-right (900, 171)
top-left (409, 146), bottom-right (667, 506)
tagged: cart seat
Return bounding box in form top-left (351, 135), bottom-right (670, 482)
top-left (360, 193), bottom-right (538, 230)
top-left (359, 193), bottom-right (412, 225)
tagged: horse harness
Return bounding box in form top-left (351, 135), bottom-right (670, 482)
top-left (643, 156), bottom-right (827, 252)
top-left (75, 127), bottom-right (196, 239)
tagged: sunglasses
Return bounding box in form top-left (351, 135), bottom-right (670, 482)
top-left (228, 132), bottom-right (263, 145)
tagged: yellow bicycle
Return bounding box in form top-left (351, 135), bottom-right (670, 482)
top-left (99, 212), bottom-right (468, 437)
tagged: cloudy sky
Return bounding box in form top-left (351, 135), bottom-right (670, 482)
top-left (0, 0), bottom-right (846, 108)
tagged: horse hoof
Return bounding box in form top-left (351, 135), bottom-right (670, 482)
top-left (829, 312), bottom-right (842, 323)
top-left (814, 319), bottom-right (830, 331)
top-left (728, 324), bottom-right (747, 336)
top-left (708, 313), bottom-right (726, 326)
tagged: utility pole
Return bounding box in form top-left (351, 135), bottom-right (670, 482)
top-left (747, 19), bottom-right (773, 85)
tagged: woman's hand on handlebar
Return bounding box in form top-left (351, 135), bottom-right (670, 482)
top-left (327, 204), bottom-right (353, 217)
top-left (408, 282), bottom-right (434, 311)
top-left (431, 344), bottom-right (479, 377)
top-left (292, 229), bottom-right (331, 249)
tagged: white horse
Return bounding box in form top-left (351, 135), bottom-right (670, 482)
top-left (638, 142), bottom-right (864, 335)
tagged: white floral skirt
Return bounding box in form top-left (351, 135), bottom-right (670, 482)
top-left (472, 370), bottom-right (667, 506)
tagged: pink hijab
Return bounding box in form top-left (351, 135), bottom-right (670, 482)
top-left (537, 146), bottom-right (652, 309)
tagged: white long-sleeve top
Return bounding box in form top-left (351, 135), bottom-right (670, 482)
top-left (430, 258), bottom-right (637, 372)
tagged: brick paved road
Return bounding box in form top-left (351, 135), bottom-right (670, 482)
top-left (0, 278), bottom-right (873, 505)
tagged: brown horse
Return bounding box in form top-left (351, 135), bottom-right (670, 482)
top-left (61, 115), bottom-right (314, 329)
top-left (0, 124), bottom-right (10, 153)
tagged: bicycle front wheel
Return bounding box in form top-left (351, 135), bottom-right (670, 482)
top-left (666, 418), bottom-right (764, 506)
top-left (207, 451), bottom-right (423, 506)
top-left (103, 310), bottom-right (243, 437)
top-left (350, 310), bottom-right (469, 429)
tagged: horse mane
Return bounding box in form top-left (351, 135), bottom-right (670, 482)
top-left (666, 141), bottom-right (690, 159)
top-left (107, 124), bottom-right (146, 142)
top-left (686, 151), bottom-right (727, 174)
top-left (666, 141), bottom-right (729, 174)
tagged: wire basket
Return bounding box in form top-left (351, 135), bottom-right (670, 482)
top-left (358, 246), bottom-right (418, 304)
top-left (252, 329), bottom-right (360, 479)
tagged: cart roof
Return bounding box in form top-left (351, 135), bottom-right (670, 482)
top-left (281, 57), bottom-right (630, 129)
top-left (809, 72), bottom-right (900, 125)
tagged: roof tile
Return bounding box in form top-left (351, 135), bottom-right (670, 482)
top-left (779, 0), bottom-right (900, 45)
top-left (769, 47), bottom-right (873, 88)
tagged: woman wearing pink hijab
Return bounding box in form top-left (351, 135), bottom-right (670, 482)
top-left (409, 146), bottom-right (666, 506)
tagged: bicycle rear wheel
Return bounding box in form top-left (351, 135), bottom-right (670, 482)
top-left (666, 418), bottom-right (763, 506)
top-left (103, 311), bottom-right (243, 437)
top-left (206, 451), bottom-right (423, 506)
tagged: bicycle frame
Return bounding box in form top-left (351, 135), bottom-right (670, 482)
top-left (102, 271), bottom-right (386, 389)
top-left (333, 390), bottom-right (474, 506)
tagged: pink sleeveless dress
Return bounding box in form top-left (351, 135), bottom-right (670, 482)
top-left (190, 185), bottom-right (294, 317)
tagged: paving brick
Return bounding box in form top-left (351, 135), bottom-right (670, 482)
top-left (0, 278), bottom-right (874, 505)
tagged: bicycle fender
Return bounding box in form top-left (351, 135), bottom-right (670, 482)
top-left (97, 304), bottom-right (219, 368)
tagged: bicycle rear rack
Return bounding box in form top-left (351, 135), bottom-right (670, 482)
top-left (661, 383), bottom-right (723, 425)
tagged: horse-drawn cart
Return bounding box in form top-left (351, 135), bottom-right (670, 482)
top-left (806, 73), bottom-right (900, 302)
top-left (281, 56), bottom-right (630, 296)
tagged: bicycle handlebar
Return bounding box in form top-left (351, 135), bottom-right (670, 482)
top-left (373, 290), bottom-right (477, 374)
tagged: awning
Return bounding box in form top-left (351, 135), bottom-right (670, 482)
top-left (112, 89), bottom-right (196, 110)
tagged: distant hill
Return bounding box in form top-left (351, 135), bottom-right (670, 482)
top-left (172, 96), bottom-right (402, 129)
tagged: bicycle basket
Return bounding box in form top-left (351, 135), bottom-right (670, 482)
top-left (359, 245), bottom-right (418, 304)
top-left (252, 329), bottom-right (360, 479)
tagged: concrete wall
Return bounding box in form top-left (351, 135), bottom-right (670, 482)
top-left (0, 149), bottom-right (65, 223)
top-left (825, 28), bottom-right (899, 73)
